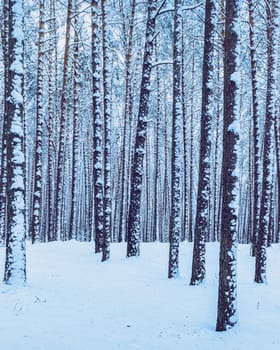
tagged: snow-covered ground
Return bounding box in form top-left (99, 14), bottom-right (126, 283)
top-left (0, 241), bottom-right (279, 350)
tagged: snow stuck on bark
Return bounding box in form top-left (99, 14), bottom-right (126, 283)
top-left (4, 0), bottom-right (26, 285)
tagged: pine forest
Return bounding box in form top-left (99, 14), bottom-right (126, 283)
top-left (0, 0), bottom-right (279, 348)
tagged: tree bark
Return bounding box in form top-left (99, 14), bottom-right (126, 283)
top-left (190, 0), bottom-right (215, 285)
top-left (3, 0), bottom-right (26, 285)
top-left (126, 0), bottom-right (157, 257)
top-left (254, 0), bottom-right (277, 284)
top-left (168, 0), bottom-right (183, 278)
top-left (216, 0), bottom-right (240, 332)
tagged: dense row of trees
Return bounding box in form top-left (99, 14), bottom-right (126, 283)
top-left (0, 0), bottom-right (279, 332)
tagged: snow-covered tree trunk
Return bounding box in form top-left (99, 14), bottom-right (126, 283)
top-left (216, 0), bottom-right (240, 332)
top-left (126, 0), bottom-right (157, 257)
top-left (254, 0), bottom-right (277, 284)
top-left (31, 0), bottom-right (45, 244)
top-left (54, 0), bottom-right (72, 241)
top-left (190, 0), bottom-right (215, 285)
top-left (0, 0), bottom-right (9, 244)
top-left (275, 113), bottom-right (280, 241)
top-left (152, 38), bottom-right (161, 242)
top-left (188, 48), bottom-right (195, 243)
top-left (91, 0), bottom-right (104, 253)
top-left (69, 0), bottom-right (80, 241)
top-left (212, 0), bottom-right (224, 244)
top-left (182, 28), bottom-right (188, 242)
top-left (101, 0), bottom-right (111, 262)
top-left (248, 0), bottom-right (261, 257)
top-left (3, 0), bottom-right (26, 285)
top-left (118, 0), bottom-right (136, 243)
top-left (47, 0), bottom-right (57, 242)
top-left (168, 0), bottom-right (182, 279)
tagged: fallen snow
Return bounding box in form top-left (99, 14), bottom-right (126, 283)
top-left (0, 241), bottom-right (279, 350)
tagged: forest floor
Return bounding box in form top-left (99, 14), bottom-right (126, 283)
top-left (0, 240), bottom-right (279, 350)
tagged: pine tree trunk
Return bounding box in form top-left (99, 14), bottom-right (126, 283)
top-left (274, 113), bottom-right (280, 242)
top-left (31, 0), bottom-right (45, 244)
top-left (248, 0), bottom-right (261, 257)
top-left (69, 1), bottom-right (80, 241)
top-left (188, 46), bottom-right (195, 242)
top-left (168, 0), bottom-right (182, 279)
top-left (101, 0), bottom-right (111, 262)
top-left (47, 0), bottom-right (57, 242)
top-left (126, 0), bottom-right (157, 257)
top-left (254, 0), bottom-right (277, 284)
top-left (118, 0), bottom-right (136, 243)
top-left (3, 0), bottom-right (26, 285)
top-left (216, 0), bottom-right (240, 332)
top-left (190, 0), bottom-right (215, 285)
top-left (0, 0), bottom-right (9, 244)
top-left (92, 0), bottom-right (104, 253)
top-left (54, 0), bottom-right (72, 241)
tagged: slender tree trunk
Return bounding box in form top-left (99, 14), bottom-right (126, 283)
top-left (255, 0), bottom-right (277, 284)
top-left (126, 0), bottom-right (157, 257)
top-left (152, 38), bottom-right (161, 242)
top-left (118, 0), bottom-right (136, 242)
top-left (168, 0), bottom-right (182, 278)
top-left (47, 0), bottom-right (57, 242)
top-left (3, 0), bottom-right (26, 285)
top-left (0, 0), bottom-right (9, 244)
top-left (188, 45), bottom-right (195, 242)
top-left (31, 0), bottom-right (45, 244)
top-left (216, 0), bottom-right (240, 332)
top-left (92, 0), bottom-right (104, 253)
top-left (274, 109), bottom-right (280, 241)
top-left (248, 0), bottom-right (261, 257)
top-left (54, 0), bottom-right (72, 241)
top-left (182, 22), bottom-right (188, 242)
top-left (69, 1), bottom-right (80, 241)
top-left (101, 0), bottom-right (111, 262)
top-left (190, 0), bottom-right (215, 285)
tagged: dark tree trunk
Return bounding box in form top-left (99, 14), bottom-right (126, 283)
top-left (69, 1), bottom-right (80, 241)
top-left (118, 0), bottom-right (136, 243)
top-left (54, 0), bottom-right (72, 241)
top-left (3, 0), bottom-right (26, 285)
top-left (275, 110), bottom-right (280, 242)
top-left (126, 0), bottom-right (157, 257)
top-left (168, 0), bottom-right (182, 278)
top-left (188, 45), bottom-right (195, 243)
top-left (255, 0), bottom-right (277, 284)
top-left (0, 0), bottom-right (9, 244)
top-left (248, 0), bottom-right (261, 257)
top-left (216, 0), bottom-right (240, 332)
top-left (190, 0), bottom-right (215, 285)
top-left (47, 0), bottom-right (57, 242)
top-left (101, 0), bottom-right (111, 262)
top-left (31, 0), bottom-right (45, 244)
top-left (92, 0), bottom-right (104, 253)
